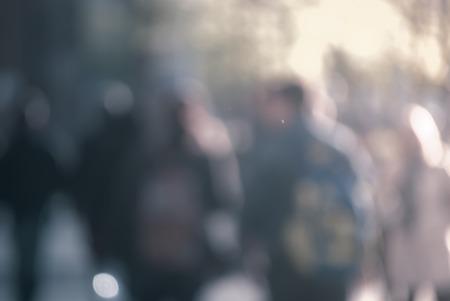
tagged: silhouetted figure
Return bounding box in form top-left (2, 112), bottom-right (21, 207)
top-left (0, 105), bottom-right (61, 301)
top-left (107, 83), bottom-right (242, 301)
top-left (242, 80), bottom-right (371, 301)
top-left (0, 1), bottom-right (77, 298)
top-left (71, 103), bottom-right (136, 268)
top-left (384, 105), bottom-right (450, 301)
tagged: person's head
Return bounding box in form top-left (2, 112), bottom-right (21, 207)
top-left (259, 79), bottom-right (306, 129)
top-left (141, 78), bottom-right (214, 155)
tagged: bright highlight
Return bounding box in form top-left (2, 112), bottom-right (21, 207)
top-left (93, 273), bottom-right (119, 299)
top-left (408, 105), bottom-right (444, 168)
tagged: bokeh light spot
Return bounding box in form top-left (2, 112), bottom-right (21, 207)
top-left (408, 104), bottom-right (444, 167)
top-left (93, 273), bottom-right (119, 299)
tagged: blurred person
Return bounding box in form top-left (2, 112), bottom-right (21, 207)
top-left (0, 1), bottom-right (80, 299)
top-left (0, 93), bottom-right (62, 301)
top-left (84, 79), bottom-right (243, 301)
top-left (364, 127), bottom-right (406, 299)
top-left (69, 79), bottom-right (137, 272)
top-left (241, 79), bottom-right (375, 301)
top-left (381, 105), bottom-right (450, 301)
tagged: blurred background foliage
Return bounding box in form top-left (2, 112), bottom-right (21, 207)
top-left (4, 0), bottom-right (450, 149)
top-left (147, 0), bottom-right (450, 130)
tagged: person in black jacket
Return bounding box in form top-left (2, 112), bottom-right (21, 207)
top-left (0, 98), bottom-right (61, 301)
top-left (108, 82), bottom-right (243, 301)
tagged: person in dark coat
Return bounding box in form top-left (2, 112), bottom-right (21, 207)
top-left (241, 80), bottom-right (371, 301)
top-left (0, 100), bottom-right (61, 301)
top-left (107, 82), bottom-right (243, 301)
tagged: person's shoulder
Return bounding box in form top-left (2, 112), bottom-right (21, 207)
top-left (307, 119), bottom-right (377, 183)
top-left (296, 120), bottom-right (348, 168)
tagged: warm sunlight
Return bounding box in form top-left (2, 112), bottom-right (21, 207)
top-left (409, 104), bottom-right (444, 167)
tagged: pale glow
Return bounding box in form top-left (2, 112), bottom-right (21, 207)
top-left (184, 105), bottom-right (233, 157)
top-left (415, 283), bottom-right (437, 301)
top-left (289, 0), bottom-right (408, 79)
top-left (93, 273), bottom-right (119, 299)
top-left (197, 274), bottom-right (266, 301)
top-left (191, 0), bottom-right (445, 82)
top-left (416, 36), bottom-right (445, 80)
top-left (288, 38), bottom-right (328, 81)
top-left (446, 226), bottom-right (450, 276)
top-left (349, 282), bottom-right (384, 301)
top-left (441, 145), bottom-right (450, 178)
top-left (300, 0), bottom-right (399, 58)
top-left (408, 105), bottom-right (444, 167)
top-left (103, 81), bottom-right (134, 116)
top-left (445, 226), bottom-right (450, 252)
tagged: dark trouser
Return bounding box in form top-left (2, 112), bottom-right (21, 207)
top-left (129, 256), bottom-right (228, 301)
top-left (437, 293), bottom-right (450, 301)
top-left (130, 269), bottom-right (203, 301)
top-left (269, 256), bottom-right (348, 301)
top-left (14, 211), bottom-right (42, 301)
